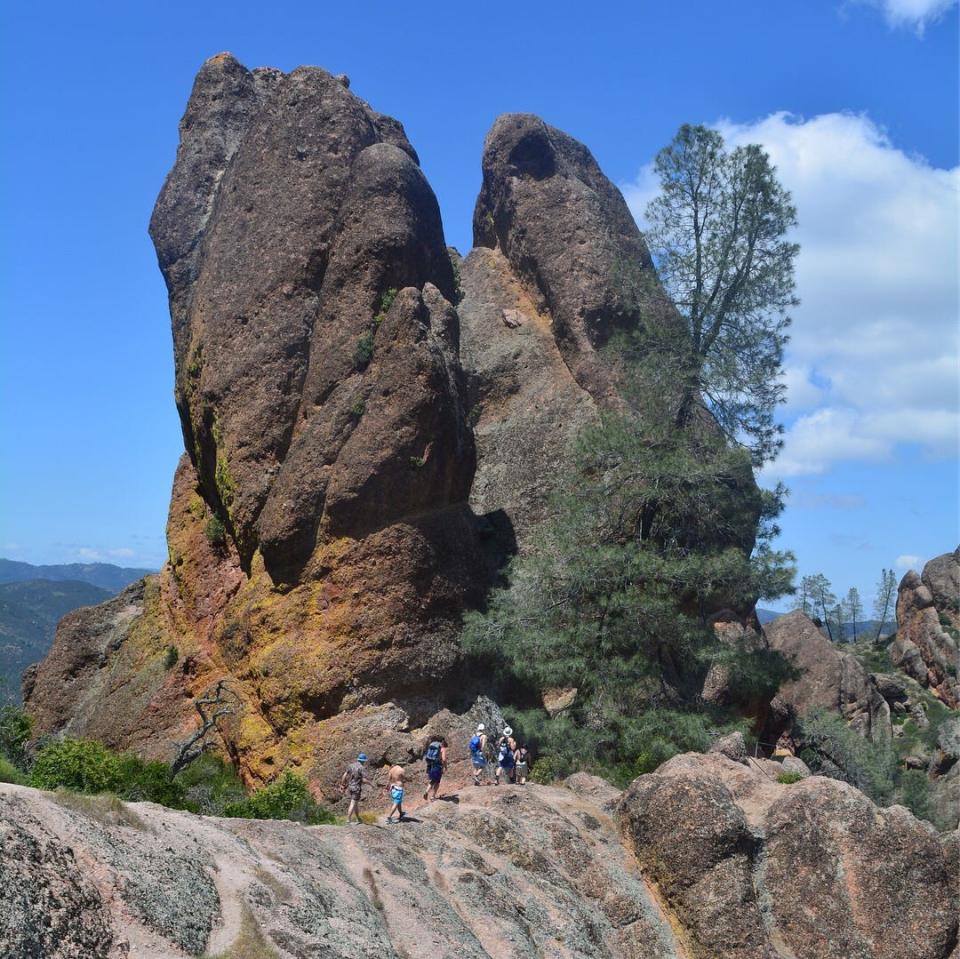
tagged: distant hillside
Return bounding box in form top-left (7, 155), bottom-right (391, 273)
top-left (0, 558), bottom-right (152, 592)
top-left (0, 579), bottom-right (111, 701)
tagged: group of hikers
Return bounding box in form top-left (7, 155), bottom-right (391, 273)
top-left (339, 723), bottom-right (531, 824)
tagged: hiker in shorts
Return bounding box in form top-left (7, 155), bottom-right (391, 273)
top-left (340, 752), bottom-right (372, 823)
top-left (422, 736), bottom-right (447, 802)
top-left (495, 727), bottom-right (517, 785)
top-left (469, 723), bottom-right (489, 786)
top-left (515, 743), bottom-right (530, 784)
top-left (386, 763), bottom-right (406, 824)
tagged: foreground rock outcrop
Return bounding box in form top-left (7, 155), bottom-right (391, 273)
top-left (3, 752), bottom-right (956, 959)
top-left (891, 548), bottom-right (960, 708)
top-left (617, 752), bottom-right (958, 959)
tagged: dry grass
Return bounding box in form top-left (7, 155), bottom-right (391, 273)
top-left (253, 865), bottom-right (292, 903)
top-left (53, 789), bottom-right (147, 831)
top-left (204, 903), bottom-right (279, 959)
top-left (362, 867), bottom-right (386, 914)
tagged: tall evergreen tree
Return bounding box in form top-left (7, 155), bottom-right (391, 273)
top-left (873, 569), bottom-right (898, 642)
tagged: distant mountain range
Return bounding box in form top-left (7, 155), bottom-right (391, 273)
top-left (0, 558), bottom-right (152, 592)
top-left (0, 560), bottom-right (154, 702)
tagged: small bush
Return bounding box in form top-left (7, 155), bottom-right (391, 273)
top-left (174, 754), bottom-right (247, 816)
top-left (224, 771), bottom-right (335, 824)
top-left (528, 754), bottom-right (570, 785)
top-left (30, 738), bottom-right (123, 794)
top-left (205, 515), bottom-right (227, 548)
top-left (0, 704), bottom-right (32, 768)
top-left (898, 769), bottom-right (931, 821)
top-left (377, 287), bottom-right (398, 318)
top-left (409, 455), bottom-right (426, 469)
top-left (0, 755), bottom-right (27, 785)
top-left (163, 646), bottom-right (179, 669)
top-left (349, 397), bottom-right (365, 419)
top-left (777, 771), bottom-right (803, 785)
top-left (353, 333), bottom-right (375, 369)
top-left (116, 754), bottom-right (186, 807)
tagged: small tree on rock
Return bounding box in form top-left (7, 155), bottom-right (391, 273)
top-left (873, 569), bottom-right (898, 642)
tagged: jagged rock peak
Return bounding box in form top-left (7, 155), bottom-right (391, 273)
top-left (149, 54), bottom-right (468, 584)
top-left (472, 113), bottom-right (677, 403)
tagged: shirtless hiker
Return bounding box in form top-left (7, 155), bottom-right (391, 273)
top-left (386, 763), bottom-right (406, 824)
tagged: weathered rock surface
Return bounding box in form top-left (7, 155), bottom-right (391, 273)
top-left (5, 752), bottom-right (955, 959)
top-left (459, 114), bottom-right (753, 557)
top-left (891, 551), bottom-right (960, 708)
top-left (764, 610), bottom-right (891, 741)
top-left (617, 752), bottom-right (958, 959)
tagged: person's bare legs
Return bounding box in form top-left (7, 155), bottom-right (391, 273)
top-left (346, 797), bottom-right (361, 822)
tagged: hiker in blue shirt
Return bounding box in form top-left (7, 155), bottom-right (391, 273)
top-left (495, 727), bottom-right (517, 785)
top-left (422, 736), bottom-right (447, 802)
top-left (469, 723), bottom-right (489, 786)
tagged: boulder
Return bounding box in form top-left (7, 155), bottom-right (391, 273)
top-left (764, 610), bottom-right (891, 741)
top-left (891, 563), bottom-right (960, 708)
top-left (709, 731), bottom-right (748, 764)
top-left (617, 752), bottom-right (958, 959)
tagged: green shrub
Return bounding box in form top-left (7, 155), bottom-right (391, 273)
top-left (528, 754), bottom-right (570, 785)
top-left (353, 333), bottom-right (375, 369)
top-left (224, 771), bottom-right (335, 824)
top-left (173, 754), bottom-right (247, 816)
top-left (163, 645), bottom-right (179, 669)
top-left (374, 287), bottom-right (398, 324)
top-left (116, 754), bottom-right (186, 807)
top-left (409, 455), bottom-right (426, 469)
top-left (30, 738), bottom-right (123, 794)
top-left (349, 397), bottom-right (365, 419)
top-left (0, 704), bottom-right (32, 768)
top-left (205, 514), bottom-right (227, 548)
top-left (777, 771), bottom-right (803, 785)
top-left (0, 755), bottom-right (27, 785)
top-left (898, 769), bottom-right (931, 821)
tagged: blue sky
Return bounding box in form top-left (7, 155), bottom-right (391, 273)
top-left (1, 0), bottom-right (957, 613)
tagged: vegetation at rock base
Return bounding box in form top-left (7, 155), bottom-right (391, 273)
top-left (353, 332), bottom-right (375, 369)
top-left (205, 514), bottom-right (227, 548)
top-left (464, 331), bottom-right (796, 786)
top-left (202, 903), bottom-right (280, 959)
top-left (0, 702), bottom-right (32, 767)
top-left (223, 770), bottom-right (335, 824)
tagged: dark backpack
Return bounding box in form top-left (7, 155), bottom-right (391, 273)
top-left (469, 734), bottom-right (482, 755)
top-left (425, 741), bottom-right (442, 768)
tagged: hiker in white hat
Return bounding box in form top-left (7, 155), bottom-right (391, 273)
top-left (468, 723), bottom-right (489, 786)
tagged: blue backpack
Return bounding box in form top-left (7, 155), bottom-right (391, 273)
top-left (425, 741), bottom-right (442, 768)
top-left (469, 734), bottom-right (482, 755)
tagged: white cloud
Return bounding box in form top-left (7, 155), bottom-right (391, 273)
top-left (864, 0), bottom-right (957, 32)
top-left (108, 547), bottom-right (136, 559)
top-left (75, 547), bottom-right (102, 561)
top-left (896, 553), bottom-right (922, 569)
top-left (623, 111), bottom-right (959, 479)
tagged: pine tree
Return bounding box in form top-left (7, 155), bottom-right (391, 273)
top-left (844, 587), bottom-right (863, 641)
top-left (872, 569), bottom-right (898, 643)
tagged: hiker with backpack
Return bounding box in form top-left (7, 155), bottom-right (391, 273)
top-left (422, 736), bottom-right (447, 802)
top-left (469, 723), bottom-right (489, 786)
top-left (495, 727), bottom-right (517, 785)
top-left (340, 752), bottom-right (372, 824)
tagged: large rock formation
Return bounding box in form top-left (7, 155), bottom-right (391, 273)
top-left (26, 54), bottom-right (491, 788)
top-left (891, 549), bottom-right (959, 708)
top-left (763, 610), bottom-right (891, 742)
top-left (617, 752), bottom-right (958, 959)
top-left (459, 114), bottom-right (731, 552)
top-left (4, 755), bottom-right (956, 958)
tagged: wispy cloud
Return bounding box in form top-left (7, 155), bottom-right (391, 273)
top-left (896, 553), bottom-right (922, 569)
top-left (622, 111), bottom-right (959, 481)
top-left (860, 0), bottom-right (958, 33)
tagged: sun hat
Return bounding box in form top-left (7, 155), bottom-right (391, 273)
top-left (476, 723), bottom-right (485, 732)
top-left (503, 726), bottom-right (513, 737)
top-left (357, 753), bottom-right (368, 763)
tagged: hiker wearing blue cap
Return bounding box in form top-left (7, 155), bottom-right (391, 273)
top-left (340, 752), bottom-right (372, 823)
